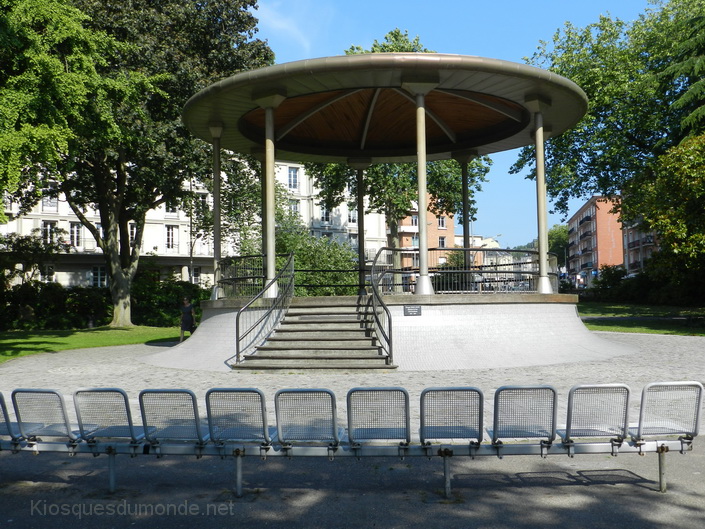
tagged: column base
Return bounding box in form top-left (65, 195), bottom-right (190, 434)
top-left (537, 276), bottom-right (553, 294)
top-left (415, 275), bottom-right (435, 295)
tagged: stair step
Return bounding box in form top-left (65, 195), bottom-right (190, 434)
top-left (279, 322), bottom-right (370, 331)
top-left (269, 330), bottom-right (371, 339)
top-left (246, 351), bottom-right (386, 363)
top-left (260, 341), bottom-right (377, 349)
top-left (232, 360), bottom-right (395, 370)
top-left (284, 315), bottom-right (372, 323)
top-left (254, 348), bottom-right (381, 357)
top-left (245, 296), bottom-right (391, 370)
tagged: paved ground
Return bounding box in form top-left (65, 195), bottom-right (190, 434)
top-left (1, 331), bottom-right (704, 528)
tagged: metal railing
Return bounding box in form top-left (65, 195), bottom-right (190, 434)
top-left (371, 247), bottom-right (558, 294)
top-left (226, 254), bottom-right (295, 367)
top-left (369, 250), bottom-right (393, 366)
top-left (217, 255), bottom-right (266, 298)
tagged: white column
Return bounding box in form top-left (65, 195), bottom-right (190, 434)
top-left (209, 123), bottom-right (223, 296)
top-left (534, 111), bottom-right (553, 294)
top-left (264, 106), bottom-right (277, 294)
top-left (254, 92), bottom-right (286, 297)
top-left (414, 92), bottom-right (434, 295)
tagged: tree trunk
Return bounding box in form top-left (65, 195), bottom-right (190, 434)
top-left (109, 270), bottom-right (133, 327)
top-left (388, 221), bottom-right (403, 294)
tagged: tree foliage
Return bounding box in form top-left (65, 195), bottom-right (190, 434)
top-left (510, 0), bottom-right (705, 277)
top-left (1, 0), bottom-right (273, 325)
top-left (623, 135), bottom-right (705, 265)
top-left (0, 229), bottom-right (70, 286)
top-left (511, 0), bottom-right (705, 214)
top-left (274, 202), bottom-right (358, 296)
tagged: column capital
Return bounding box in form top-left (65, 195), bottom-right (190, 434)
top-left (208, 122), bottom-right (224, 140)
top-left (402, 74), bottom-right (439, 96)
top-left (452, 149), bottom-right (479, 164)
top-left (524, 94), bottom-right (552, 113)
top-left (347, 158), bottom-right (372, 170)
top-left (253, 89), bottom-right (287, 109)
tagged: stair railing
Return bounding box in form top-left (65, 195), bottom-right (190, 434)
top-left (227, 254), bottom-right (295, 367)
top-left (369, 248), bottom-right (393, 365)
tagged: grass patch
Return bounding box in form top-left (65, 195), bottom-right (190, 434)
top-left (0, 326), bottom-right (179, 364)
top-left (578, 301), bottom-right (705, 336)
top-left (577, 301), bottom-right (705, 318)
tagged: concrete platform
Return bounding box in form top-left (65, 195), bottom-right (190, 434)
top-left (140, 294), bottom-right (634, 372)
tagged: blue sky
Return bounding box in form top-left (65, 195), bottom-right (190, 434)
top-left (253, 0), bottom-right (654, 248)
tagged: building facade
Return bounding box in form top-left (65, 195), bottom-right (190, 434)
top-left (622, 223), bottom-right (658, 276)
top-left (1, 163), bottom-right (390, 288)
top-left (566, 195), bottom-right (624, 288)
top-left (276, 161), bottom-right (388, 263)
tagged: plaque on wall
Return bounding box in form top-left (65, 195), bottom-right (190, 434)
top-left (403, 305), bottom-right (422, 316)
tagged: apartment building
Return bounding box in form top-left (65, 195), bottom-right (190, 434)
top-left (622, 224), bottom-right (658, 276)
top-left (1, 182), bottom-right (216, 287)
top-left (397, 197), bottom-right (456, 268)
top-left (1, 163), bottom-right (389, 287)
top-left (567, 195), bottom-right (624, 288)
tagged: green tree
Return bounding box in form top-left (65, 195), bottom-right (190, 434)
top-left (662, 13), bottom-right (705, 136)
top-left (2, 0), bottom-right (273, 326)
top-left (548, 224), bottom-right (569, 268)
top-left (274, 201), bottom-right (358, 296)
top-left (511, 0), bottom-right (705, 214)
top-left (623, 135), bottom-right (705, 266)
top-left (0, 0), bottom-right (143, 221)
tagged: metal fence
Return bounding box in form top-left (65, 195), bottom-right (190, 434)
top-left (218, 255), bottom-right (266, 298)
top-left (371, 247), bottom-right (558, 295)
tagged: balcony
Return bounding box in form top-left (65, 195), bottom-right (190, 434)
top-left (578, 215), bottom-right (592, 225)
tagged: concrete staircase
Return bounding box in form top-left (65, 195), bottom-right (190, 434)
top-left (233, 296), bottom-right (395, 370)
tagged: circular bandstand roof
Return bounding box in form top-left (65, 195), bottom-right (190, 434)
top-left (183, 53), bottom-right (588, 164)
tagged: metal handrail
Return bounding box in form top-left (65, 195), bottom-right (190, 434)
top-left (369, 248), bottom-right (393, 365)
top-left (226, 254), bottom-right (295, 367)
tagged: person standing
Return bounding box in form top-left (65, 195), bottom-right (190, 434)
top-left (180, 297), bottom-right (196, 342)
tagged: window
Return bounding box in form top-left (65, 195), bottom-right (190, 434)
top-left (289, 199), bottom-right (299, 215)
top-left (411, 214), bottom-right (419, 227)
top-left (92, 266), bottom-right (107, 287)
top-left (348, 206), bottom-right (357, 224)
top-left (288, 167), bottom-right (299, 190)
top-left (166, 225), bottom-right (178, 250)
top-left (320, 204), bottom-right (330, 223)
top-left (42, 195), bottom-right (58, 212)
top-left (349, 233), bottom-right (358, 248)
top-left (165, 202), bottom-right (178, 217)
top-left (437, 216), bottom-right (446, 229)
top-left (192, 266), bottom-right (201, 284)
top-left (96, 223), bottom-right (105, 240)
top-left (42, 221), bottom-right (57, 243)
top-left (70, 222), bottom-right (81, 247)
top-left (411, 234), bottom-right (419, 248)
top-left (129, 223), bottom-right (137, 245)
top-left (438, 236), bottom-right (446, 248)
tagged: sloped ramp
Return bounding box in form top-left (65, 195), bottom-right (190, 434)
top-left (140, 297), bottom-right (635, 373)
top-left (388, 301), bottom-right (635, 371)
top-left (141, 305), bottom-right (237, 372)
